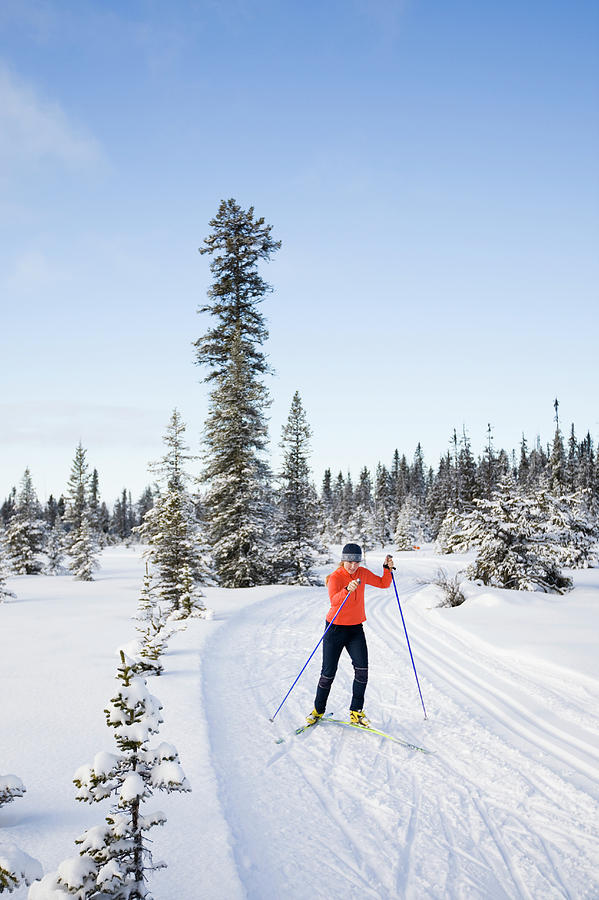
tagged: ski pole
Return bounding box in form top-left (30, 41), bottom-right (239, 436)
top-left (269, 579), bottom-right (360, 723)
top-left (391, 572), bottom-right (428, 720)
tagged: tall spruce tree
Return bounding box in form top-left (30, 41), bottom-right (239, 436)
top-left (64, 444), bottom-right (99, 580)
top-left (89, 468), bottom-right (103, 544)
top-left (195, 199), bottom-right (280, 587)
top-left (64, 443), bottom-right (90, 535)
top-left (273, 391), bottom-right (322, 584)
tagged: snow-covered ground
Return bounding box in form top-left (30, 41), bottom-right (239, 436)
top-left (1, 545), bottom-right (598, 899)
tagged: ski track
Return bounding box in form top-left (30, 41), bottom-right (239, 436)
top-left (202, 574), bottom-right (599, 900)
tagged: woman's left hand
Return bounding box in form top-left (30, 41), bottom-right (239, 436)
top-left (384, 554), bottom-right (395, 570)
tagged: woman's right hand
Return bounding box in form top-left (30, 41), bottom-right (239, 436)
top-left (346, 579), bottom-right (359, 593)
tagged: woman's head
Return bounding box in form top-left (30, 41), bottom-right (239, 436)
top-left (340, 542), bottom-right (362, 574)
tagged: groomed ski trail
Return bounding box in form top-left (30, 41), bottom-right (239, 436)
top-left (200, 564), bottom-right (599, 900)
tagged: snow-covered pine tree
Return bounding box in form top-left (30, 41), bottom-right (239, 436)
top-left (113, 489), bottom-right (136, 542)
top-left (44, 494), bottom-right (64, 528)
top-left (4, 469), bottom-right (46, 575)
top-left (441, 475), bottom-right (574, 593)
top-left (565, 424), bottom-right (578, 491)
top-left (201, 334), bottom-right (275, 586)
top-left (427, 452), bottom-right (455, 538)
top-left (527, 435), bottom-right (548, 484)
top-left (98, 502), bottom-right (111, 543)
top-left (134, 565), bottom-right (157, 623)
top-left (45, 517), bottom-right (67, 575)
top-left (64, 444), bottom-right (100, 580)
top-left (548, 398), bottom-right (567, 493)
top-left (136, 487), bottom-right (154, 526)
top-left (577, 432), bottom-right (595, 492)
top-left (0, 845), bottom-right (42, 894)
top-left (69, 510), bottom-right (99, 581)
top-left (0, 774), bottom-right (25, 807)
top-left (338, 472), bottom-right (355, 545)
top-left (1, 488), bottom-right (16, 528)
top-left (195, 199), bottom-right (280, 588)
top-left (458, 426), bottom-right (478, 506)
top-left (537, 484), bottom-right (599, 569)
top-left (347, 468), bottom-right (377, 555)
top-left (319, 469), bottom-right (336, 546)
top-left (518, 434), bottom-right (530, 487)
top-left (272, 392), bottom-right (323, 584)
top-left (391, 451), bottom-right (409, 522)
top-left (45, 495), bottom-right (59, 528)
top-left (449, 429), bottom-right (461, 508)
top-left (549, 427), bottom-right (567, 492)
top-left (410, 444), bottom-right (427, 504)
top-left (169, 562), bottom-right (207, 620)
top-left (29, 652), bottom-right (190, 900)
top-left (138, 410), bottom-right (208, 615)
top-left (394, 495), bottom-right (428, 550)
top-left (0, 534), bottom-right (16, 602)
top-left (0, 775), bottom-right (42, 893)
top-left (373, 464), bottom-right (393, 547)
top-left (329, 472), bottom-right (346, 544)
top-left (89, 469), bottom-right (107, 547)
top-left (135, 615), bottom-right (171, 677)
top-left (64, 443), bottom-right (90, 536)
top-left (129, 567), bottom-right (169, 677)
top-left (477, 424), bottom-right (499, 499)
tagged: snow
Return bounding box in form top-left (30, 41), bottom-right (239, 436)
top-left (55, 855), bottom-right (96, 888)
top-left (118, 773), bottom-right (146, 803)
top-left (91, 752), bottom-right (119, 778)
top-left (0, 842), bottom-right (42, 887)
top-left (149, 760), bottom-right (189, 791)
top-left (1, 544), bottom-right (599, 899)
top-left (0, 775), bottom-right (25, 798)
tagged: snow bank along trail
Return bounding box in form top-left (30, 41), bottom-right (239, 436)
top-left (201, 553), bottom-right (599, 900)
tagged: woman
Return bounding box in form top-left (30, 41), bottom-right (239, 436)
top-left (307, 542), bottom-right (394, 727)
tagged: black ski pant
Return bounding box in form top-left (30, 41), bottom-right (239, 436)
top-left (314, 621), bottom-right (368, 714)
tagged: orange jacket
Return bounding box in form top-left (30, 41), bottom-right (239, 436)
top-left (326, 565), bottom-right (392, 626)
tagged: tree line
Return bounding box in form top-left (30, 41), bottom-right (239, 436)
top-left (0, 448), bottom-right (155, 586)
top-left (1, 467), bottom-right (152, 544)
top-left (319, 413), bottom-right (599, 551)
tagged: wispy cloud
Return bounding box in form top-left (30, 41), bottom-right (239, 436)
top-left (0, 61), bottom-right (103, 168)
top-left (2, 249), bottom-right (69, 295)
top-left (0, 402), bottom-right (166, 450)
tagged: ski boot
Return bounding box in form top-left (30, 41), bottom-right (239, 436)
top-left (306, 708), bottom-right (324, 726)
top-left (350, 710), bottom-right (370, 727)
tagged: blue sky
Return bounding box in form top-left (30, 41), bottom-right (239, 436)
top-left (1, 0), bottom-right (598, 504)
